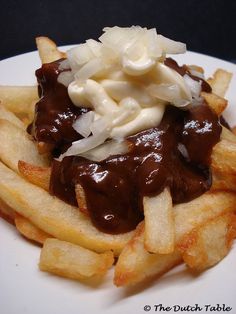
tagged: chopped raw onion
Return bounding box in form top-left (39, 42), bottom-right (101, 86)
top-left (59, 115), bottom-right (112, 160)
top-left (58, 129), bottom-right (110, 161)
top-left (72, 111), bottom-right (95, 138)
top-left (173, 99), bottom-right (191, 107)
top-left (157, 35), bottom-right (186, 54)
top-left (183, 74), bottom-right (202, 99)
top-left (64, 27), bottom-right (191, 152)
top-left (57, 71), bottom-right (74, 87)
top-left (67, 44), bottom-right (93, 67)
top-left (148, 83), bottom-right (181, 101)
top-left (86, 39), bottom-right (102, 57)
top-left (75, 58), bottom-right (104, 82)
top-left (189, 69), bottom-right (205, 79)
top-left (99, 26), bottom-right (144, 53)
top-left (155, 63), bottom-right (192, 100)
top-left (146, 28), bottom-right (162, 58)
top-left (90, 116), bottom-right (111, 136)
top-left (80, 139), bottom-right (130, 162)
top-left (58, 59), bottom-right (70, 70)
top-left (147, 84), bottom-right (190, 108)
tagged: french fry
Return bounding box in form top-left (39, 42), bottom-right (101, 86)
top-left (114, 222), bottom-right (182, 286)
top-left (36, 37), bottom-right (66, 64)
top-left (174, 191), bottom-right (236, 244)
top-left (0, 197), bottom-right (15, 224)
top-left (0, 119), bottom-right (49, 172)
top-left (201, 92), bottom-right (227, 116)
top-left (17, 162), bottom-right (89, 215)
top-left (179, 213), bottom-right (236, 271)
top-left (187, 65), bottom-right (204, 74)
top-left (75, 184), bottom-right (89, 215)
top-left (0, 86), bottom-right (38, 119)
top-left (211, 139), bottom-right (236, 174)
top-left (207, 69), bottom-right (232, 98)
top-left (18, 161), bottom-right (51, 191)
top-left (40, 239), bottom-right (114, 280)
top-left (211, 171), bottom-right (236, 192)
top-left (114, 191), bottom-right (236, 286)
top-left (0, 105), bottom-right (25, 129)
top-left (143, 188), bottom-right (174, 254)
top-left (0, 161), bottom-right (133, 255)
top-left (211, 138), bottom-right (236, 191)
top-left (15, 213), bottom-right (50, 244)
top-left (220, 126), bottom-right (236, 143)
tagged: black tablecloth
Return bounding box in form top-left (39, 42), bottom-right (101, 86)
top-left (1, 0), bottom-right (236, 62)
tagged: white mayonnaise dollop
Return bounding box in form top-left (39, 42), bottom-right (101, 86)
top-left (58, 26), bottom-right (201, 161)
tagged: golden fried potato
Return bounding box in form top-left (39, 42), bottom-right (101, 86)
top-left (18, 160), bottom-right (50, 191)
top-left (15, 213), bottom-right (50, 244)
top-left (220, 126), bottom-right (236, 143)
top-left (0, 105), bottom-right (25, 129)
top-left (212, 171), bottom-right (236, 192)
top-left (114, 222), bottom-right (182, 286)
top-left (18, 162), bottom-right (89, 215)
top-left (39, 238), bottom-right (114, 280)
top-left (207, 69), bottom-right (232, 98)
top-left (0, 119), bottom-right (49, 172)
top-left (115, 191), bottom-right (236, 286)
top-left (75, 184), bottom-right (89, 215)
top-left (0, 86), bottom-right (38, 120)
top-left (178, 213), bottom-right (236, 271)
top-left (0, 161), bottom-right (133, 255)
top-left (211, 139), bottom-right (236, 174)
top-left (0, 197), bottom-right (15, 224)
top-left (211, 137), bottom-right (236, 192)
top-left (36, 37), bottom-right (66, 64)
top-left (174, 191), bottom-right (236, 244)
top-left (187, 65), bottom-right (204, 74)
top-left (143, 188), bottom-right (174, 254)
top-left (201, 92), bottom-right (227, 116)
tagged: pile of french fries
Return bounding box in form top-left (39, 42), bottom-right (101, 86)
top-left (0, 37), bottom-right (236, 287)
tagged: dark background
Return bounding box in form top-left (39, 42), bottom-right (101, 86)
top-left (1, 0), bottom-right (236, 62)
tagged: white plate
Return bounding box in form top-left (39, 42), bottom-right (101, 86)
top-left (0, 48), bottom-right (236, 314)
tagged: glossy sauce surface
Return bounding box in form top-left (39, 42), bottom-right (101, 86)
top-left (29, 58), bottom-right (221, 234)
top-left (50, 104), bottom-right (221, 234)
top-left (28, 59), bottom-right (88, 154)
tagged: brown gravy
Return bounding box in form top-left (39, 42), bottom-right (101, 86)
top-left (29, 58), bottom-right (221, 234)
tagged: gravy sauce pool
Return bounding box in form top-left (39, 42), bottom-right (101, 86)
top-left (29, 59), bottom-right (222, 234)
top-left (28, 59), bottom-right (89, 154)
